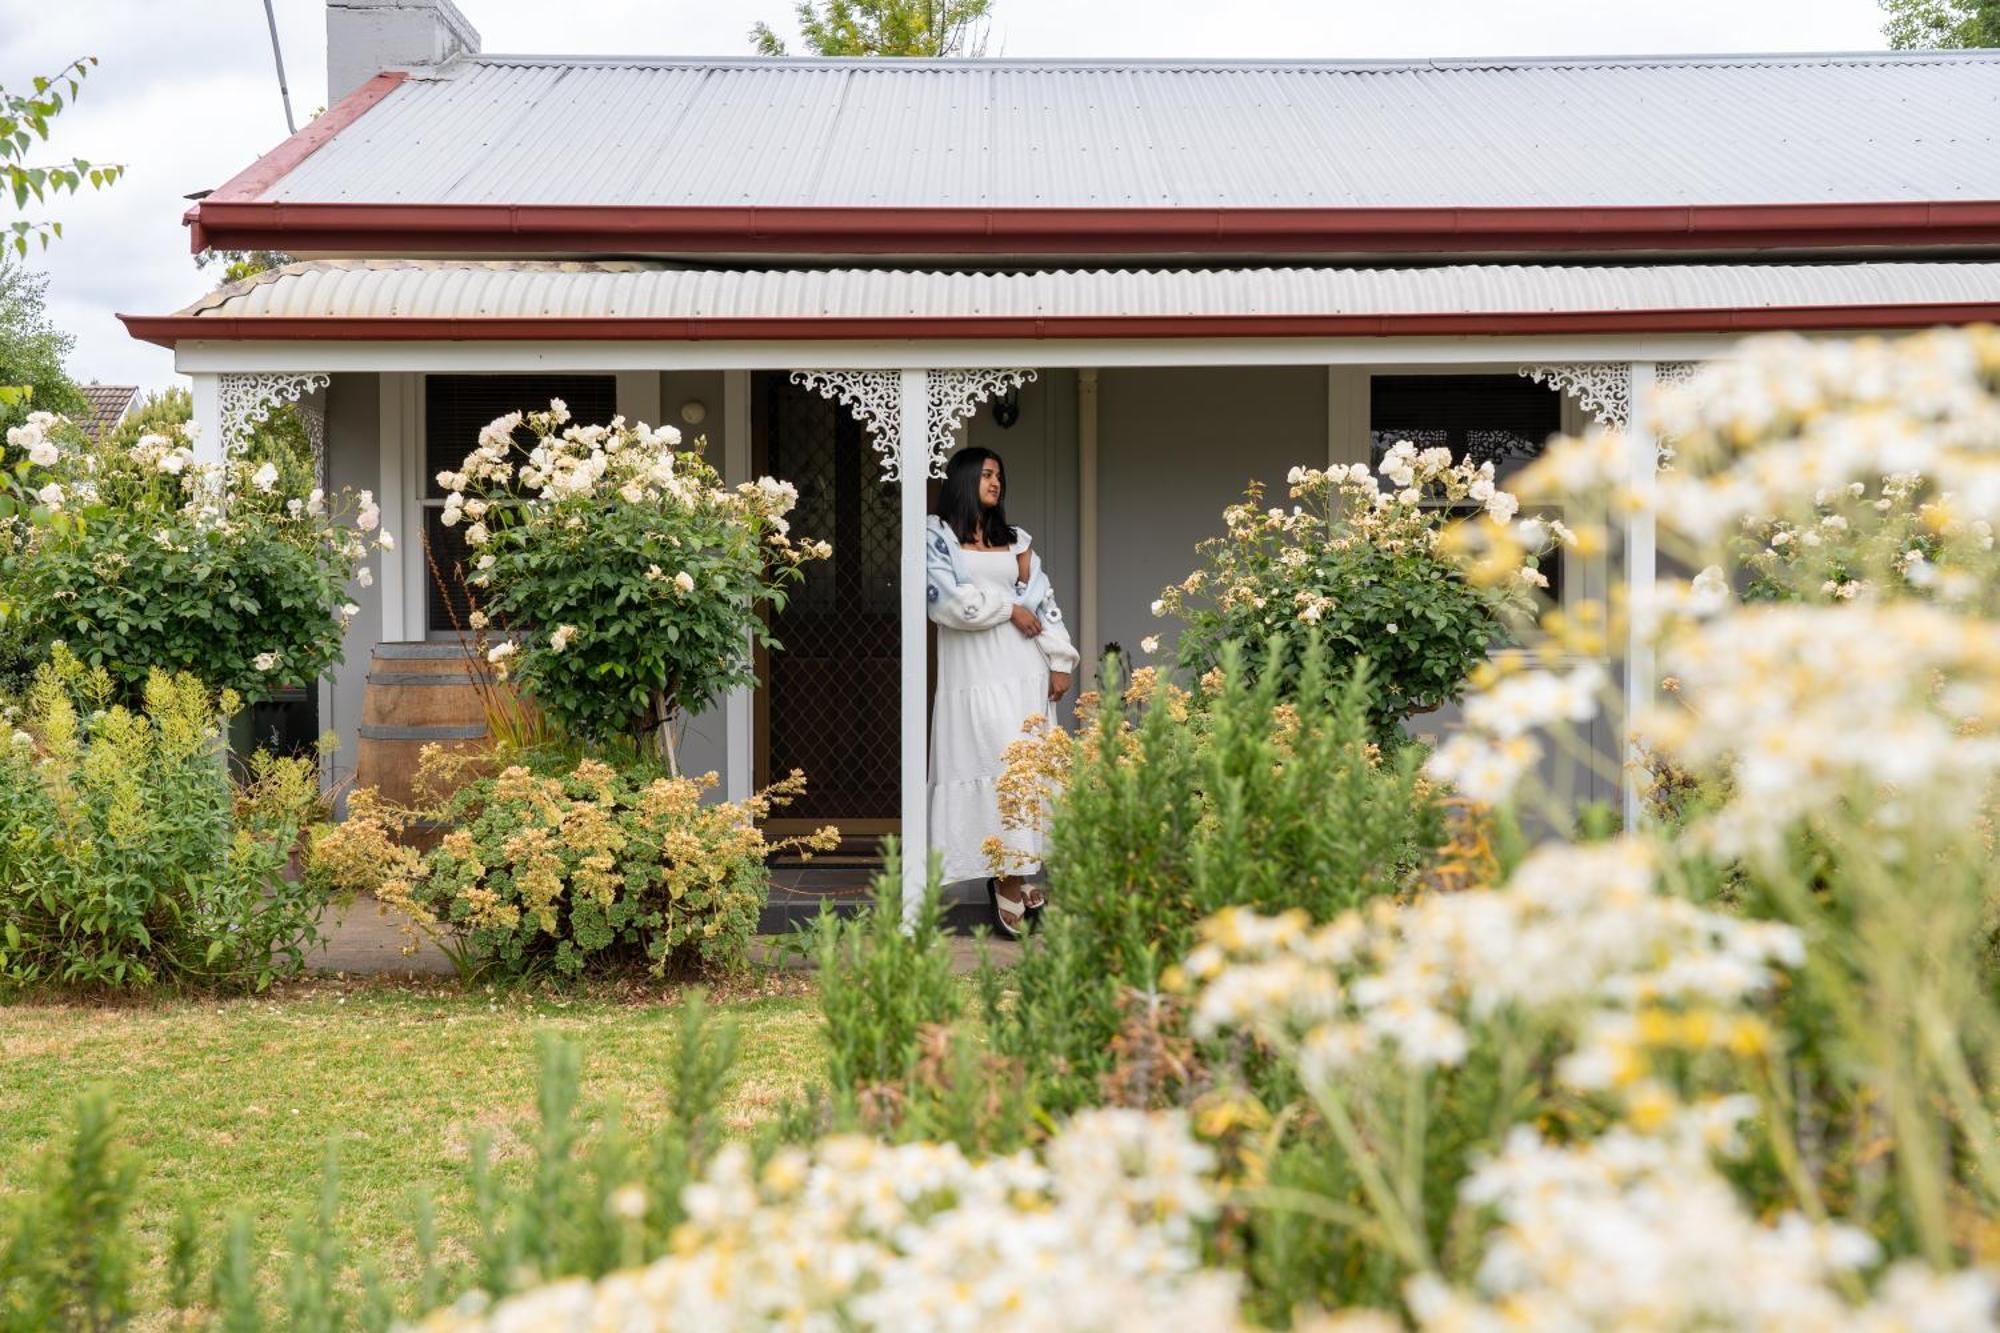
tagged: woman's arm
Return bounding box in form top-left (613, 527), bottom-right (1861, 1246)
top-left (925, 525), bottom-right (1017, 631)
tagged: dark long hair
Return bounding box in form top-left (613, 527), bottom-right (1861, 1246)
top-left (935, 446), bottom-right (1015, 548)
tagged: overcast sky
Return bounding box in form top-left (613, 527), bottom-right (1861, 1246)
top-left (3, 0), bottom-right (1891, 390)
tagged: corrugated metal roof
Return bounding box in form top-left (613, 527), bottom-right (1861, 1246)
top-left (177, 259), bottom-right (2000, 320)
top-left (261, 52), bottom-right (2000, 209)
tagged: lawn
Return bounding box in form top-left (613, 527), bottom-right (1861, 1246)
top-left (0, 971), bottom-right (825, 1312)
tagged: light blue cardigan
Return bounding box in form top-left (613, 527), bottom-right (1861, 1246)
top-left (925, 515), bottom-right (1080, 673)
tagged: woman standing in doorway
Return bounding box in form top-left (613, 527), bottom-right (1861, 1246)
top-left (925, 447), bottom-right (1078, 937)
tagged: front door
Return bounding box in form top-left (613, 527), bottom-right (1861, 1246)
top-left (754, 373), bottom-right (903, 834)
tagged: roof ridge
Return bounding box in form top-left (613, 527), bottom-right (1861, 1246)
top-left (458, 49), bottom-right (2000, 73)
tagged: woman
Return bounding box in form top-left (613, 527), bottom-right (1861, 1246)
top-left (926, 447), bottom-right (1078, 937)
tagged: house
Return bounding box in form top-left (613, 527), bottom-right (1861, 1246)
top-left (121, 0), bottom-right (2000, 907)
top-left (74, 383), bottom-right (142, 440)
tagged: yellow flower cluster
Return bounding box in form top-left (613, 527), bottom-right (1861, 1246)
top-left (308, 754), bottom-right (837, 975)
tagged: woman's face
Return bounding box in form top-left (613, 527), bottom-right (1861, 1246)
top-left (978, 458), bottom-right (1004, 510)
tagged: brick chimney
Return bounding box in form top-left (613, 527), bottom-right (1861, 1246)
top-left (326, 0), bottom-right (481, 104)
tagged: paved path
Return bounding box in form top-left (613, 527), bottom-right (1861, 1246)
top-left (312, 874), bottom-right (1019, 977)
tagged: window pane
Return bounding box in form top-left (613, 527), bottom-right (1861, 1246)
top-left (424, 374), bottom-right (618, 499)
top-left (421, 375), bottom-right (617, 633)
top-left (1369, 375), bottom-right (1562, 481)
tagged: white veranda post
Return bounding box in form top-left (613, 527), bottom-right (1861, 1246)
top-left (791, 366), bottom-right (1038, 927)
top-left (1520, 360), bottom-right (1680, 828)
top-left (1623, 363), bottom-right (1660, 831)
top-left (897, 370), bottom-right (931, 925)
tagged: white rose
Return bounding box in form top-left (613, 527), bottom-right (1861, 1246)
top-left (439, 506), bottom-right (461, 527)
top-left (1150, 599), bottom-right (1167, 618)
top-left (549, 624), bottom-right (576, 653)
top-left (486, 642), bottom-right (516, 664)
top-left (377, 531), bottom-right (395, 551)
top-left (356, 566), bottom-right (374, 588)
top-left (673, 570), bottom-right (696, 594)
top-left (476, 554), bottom-right (495, 570)
top-left (464, 522), bottom-right (489, 547)
top-left (28, 439), bottom-right (58, 468)
top-left (1139, 635), bottom-right (1160, 654)
top-left (250, 462), bottom-right (279, 493)
top-left (468, 610), bottom-right (489, 630)
top-left (35, 483), bottom-right (63, 509)
top-left (253, 652), bottom-right (279, 672)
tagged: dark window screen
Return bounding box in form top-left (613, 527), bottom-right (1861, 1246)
top-left (1368, 374), bottom-right (1567, 605)
top-left (421, 374), bottom-right (617, 632)
top-left (1369, 374), bottom-right (1562, 481)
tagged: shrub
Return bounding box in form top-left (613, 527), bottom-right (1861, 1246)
top-left (0, 1093), bottom-right (137, 1332)
top-left (440, 403), bottom-right (827, 769)
top-left (1151, 453), bottom-right (1545, 730)
top-left (806, 843), bottom-right (962, 1098)
top-left (0, 646), bottom-right (326, 992)
top-left (980, 641), bottom-right (1447, 1114)
top-left (1, 409), bottom-right (385, 703)
top-left (308, 752), bottom-right (837, 980)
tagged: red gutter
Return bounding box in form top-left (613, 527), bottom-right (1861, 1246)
top-left (118, 303), bottom-right (2000, 349)
top-left (186, 198), bottom-right (2000, 257)
top-left (186, 72), bottom-right (409, 246)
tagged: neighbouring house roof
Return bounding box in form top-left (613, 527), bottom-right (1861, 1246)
top-left (74, 383), bottom-right (141, 437)
top-left (120, 258), bottom-right (2000, 346)
top-left (188, 51), bottom-right (2000, 259)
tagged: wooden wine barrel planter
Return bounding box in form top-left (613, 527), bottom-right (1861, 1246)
top-left (354, 643), bottom-right (517, 810)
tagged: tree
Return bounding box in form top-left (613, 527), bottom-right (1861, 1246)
top-left (0, 259), bottom-right (84, 429)
top-left (1880, 0), bottom-right (2000, 46)
top-left (752, 0), bottom-right (992, 56)
top-left (1, 57), bottom-right (123, 258)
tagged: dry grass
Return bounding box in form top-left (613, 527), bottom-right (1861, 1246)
top-left (0, 971), bottom-right (824, 1311)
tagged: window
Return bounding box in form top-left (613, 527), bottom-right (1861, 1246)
top-left (421, 374), bottom-right (617, 633)
top-left (1368, 374), bottom-right (1562, 482)
top-left (1368, 374), bottom-right (1567, 605)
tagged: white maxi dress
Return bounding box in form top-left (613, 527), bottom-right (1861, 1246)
top-left (929, 548), bottom-right (1055, 884)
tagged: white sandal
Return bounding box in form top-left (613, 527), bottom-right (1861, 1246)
top-left (987, 877), bottom-right (1027, 940)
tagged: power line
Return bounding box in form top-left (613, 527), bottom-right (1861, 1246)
top-left (261, 0), bottom-right (297, 134)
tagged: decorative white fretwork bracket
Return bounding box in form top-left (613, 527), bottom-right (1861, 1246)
top-left (922, 370), bottom-right (1038, 479)
top-left (1518, 362), bottom-right (1705, 432)
top-left (791, 368), bottom-right (1040, 482)
top-left (217, 372), bottom-right (331, 463)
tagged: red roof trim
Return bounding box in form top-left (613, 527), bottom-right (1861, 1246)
top-left (185, 198), bottom-right (2000, 256)
top-left (118, 303), bottom-right (2000, 349)
top-left (187, 73), bottom-right (410, 241)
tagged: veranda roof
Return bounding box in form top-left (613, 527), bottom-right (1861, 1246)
top-left (187, 52), bottom-right (2000, 258)
top-left (122, 259), bottom-right (2000, 346)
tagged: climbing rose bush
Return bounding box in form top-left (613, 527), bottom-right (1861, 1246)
top-left (1, 411), bottom-right (383, 701)
top-left (1153, 449), bottom-right (1547, 731)
top-left (442, 402), bottom-right (828, 769)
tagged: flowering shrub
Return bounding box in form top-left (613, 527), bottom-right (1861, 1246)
top-left (416, 1109), bottom-right (1237, 1333)
top-left (978, 644), bottom-right (1446, 1114)
top-left (440, 403), bottom-right (827, 768)
top-left (0, 646), bottom-right (326, 991)
top-left (1, 410), bottom-right (383, 701)
top-left (1358, 328), bottom-right (2000, 1321)
top-left (308, 752), bottom-right (837, 979)
top-left (1152, 451), bottom-right (1546, 730)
